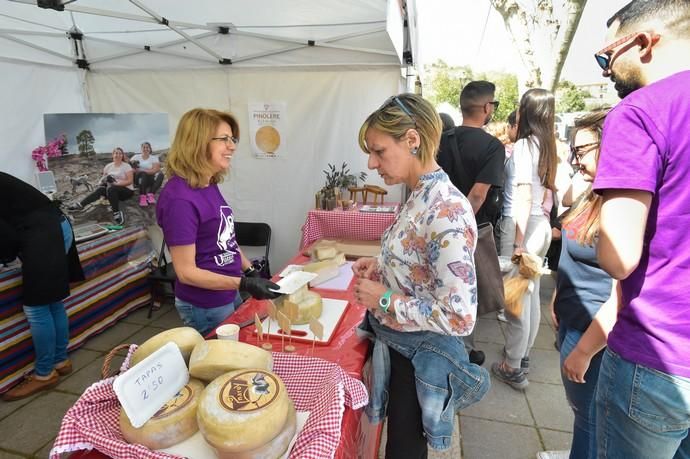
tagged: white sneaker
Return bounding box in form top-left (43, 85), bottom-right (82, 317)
top-left (536, 451), bottom-right (570, 459)
top-left (497, 310), bottom-right (508, 322)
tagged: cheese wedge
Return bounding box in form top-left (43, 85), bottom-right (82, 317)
top-left (131, 327), bottom-right (204, 366)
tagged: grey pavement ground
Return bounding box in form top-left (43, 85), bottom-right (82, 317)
top-left (0, 276), bottom-right (571, 459)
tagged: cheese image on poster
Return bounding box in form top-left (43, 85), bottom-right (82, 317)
top-left (249, 102), bottom-right (286, 158)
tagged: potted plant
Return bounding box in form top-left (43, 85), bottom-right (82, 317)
top-left (321, 162), bottom-right (367, 206)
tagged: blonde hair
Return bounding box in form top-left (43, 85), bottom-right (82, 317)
top-left (485, 121), bottom-right (511, 145)
top-left (560, 108), bottom-right (610, 246)
top-left (166, 108), bottom-right (240, 188)
top-left (358, 93), bottom-right (442, 167)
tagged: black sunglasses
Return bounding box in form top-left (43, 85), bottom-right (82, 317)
top-left (380, 95), bottom-right (417, 129)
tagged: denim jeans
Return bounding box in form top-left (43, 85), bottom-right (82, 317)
top-left (175, 295), bottom-right (242, 336)
top-left (595, 349), bottom-right (690, 459)
top-left (23, 217), bottom-right (73, 377)
top-left (559, 325), bottom-right (604, 459)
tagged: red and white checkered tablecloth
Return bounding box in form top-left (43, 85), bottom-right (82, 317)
top-left (300, 207), bottom-right (398, 249)
top-left (51, 346), bottom-right (368, 459)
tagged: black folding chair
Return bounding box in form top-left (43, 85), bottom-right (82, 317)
top-left (148, 239), bottom-right (176, 318)
top-left (235, 222), bottom-right (272, 278)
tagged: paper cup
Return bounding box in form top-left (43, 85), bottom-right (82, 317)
top-left (216, 324), bottom-right (240, 341)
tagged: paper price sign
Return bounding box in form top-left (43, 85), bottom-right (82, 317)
top-left (113, 342), bottom-right (189, 428)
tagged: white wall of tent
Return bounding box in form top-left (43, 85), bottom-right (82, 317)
top-left (0, 0), bottom-right (419, 269)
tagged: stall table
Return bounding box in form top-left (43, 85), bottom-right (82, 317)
top-left (300, 205), bottom-right (398, 249)
top-left (0, 226), bottom-right (152, 393)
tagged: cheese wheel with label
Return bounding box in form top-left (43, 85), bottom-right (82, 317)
top-left (197, 369), bottom-right (289, 453)
top-left (218, 398), bottom-right (297, 459)
top-left (131, 327), bottom-right (204, 366)
top-left (120, 378), bottom-right (204, 449)
top-left (189, 339), bottom-right (273, 382)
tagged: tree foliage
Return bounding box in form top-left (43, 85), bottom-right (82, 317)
top-left (76, 129), bottom-right (95, 157)
top-left (556, 80), bottom-right (589, 112)
top-left (426, 60), bottom-right (519, 122)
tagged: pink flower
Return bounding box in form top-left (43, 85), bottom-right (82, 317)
top-left (32, 135), bottom-right (66, 171)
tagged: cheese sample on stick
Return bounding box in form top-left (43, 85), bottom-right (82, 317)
top-left (130, 327), bottom-right (204, 366)
top-left (274, 285), bottom-right (323, 325)
top-left (120, 378), bottom-right (204, 449)
top-left (197, 369), bottom-right (290, 454)
top-left (302, 259), bottom-right (339, 286)
top-left (189, 339), bottom-right (273, 382)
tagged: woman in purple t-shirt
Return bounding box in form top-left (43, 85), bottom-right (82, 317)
top-left (156, 108), bottom-right (280, 335)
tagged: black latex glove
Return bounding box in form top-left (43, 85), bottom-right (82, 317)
top-left (239, 276), bottom-right (281, 300)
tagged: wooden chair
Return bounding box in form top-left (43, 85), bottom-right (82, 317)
top-left (348, 186), bottom-right (366, 203)
top-left (363, 185), bottom-right (387, 204)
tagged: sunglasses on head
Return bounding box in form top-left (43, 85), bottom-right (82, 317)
top-left (380, 95), bottom-right (417, 129)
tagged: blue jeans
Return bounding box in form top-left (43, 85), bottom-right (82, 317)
top-left (559, 325), bottom-right (604, 459)
top-left (23, 217), bottom-right (73, 377)
top-left (595, 349), bottom-right (690, 459)
top-left (175, 295), bottom-right (242, 336)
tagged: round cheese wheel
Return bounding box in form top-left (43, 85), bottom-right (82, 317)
top-left (197, 369), bottom-right (289, 453)
top-left (120, 378), bottom-right (204, 449)
top-left (189, 339), bottom-right (273, 382)
top-left (131, 327), bottom-right (204, 366)
top-left (217, 398), bottom-right (297, 459)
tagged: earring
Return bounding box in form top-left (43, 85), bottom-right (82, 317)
top-left (410, 147), bottom-right (419, 156)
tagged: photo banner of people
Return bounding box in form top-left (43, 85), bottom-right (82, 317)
top-left (248, 102), bottom-right (286, 158)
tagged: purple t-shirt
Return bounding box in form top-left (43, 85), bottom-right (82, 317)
top-left (156, 176), bottom-right (242, 308)
top-left (593, 70), bottom-right (690, 378)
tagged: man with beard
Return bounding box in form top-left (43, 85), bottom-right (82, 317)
top-left (437, 80), bottom-right (506, 366)
top-left (586, 1), bottom-right (690, 457)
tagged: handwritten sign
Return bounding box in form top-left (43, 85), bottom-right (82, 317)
top-left (113, 342), bottom-right (189, 428)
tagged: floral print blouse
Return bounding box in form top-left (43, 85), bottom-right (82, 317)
top-left (374, 169), bottom-right (478, 336)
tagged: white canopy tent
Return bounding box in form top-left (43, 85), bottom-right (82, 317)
top-left (0, 0), bottom-right (419, 268)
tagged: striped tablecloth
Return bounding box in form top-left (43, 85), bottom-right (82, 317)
top-left (0, 226), bottom-right (153, 393)
top-left (300, 206), bottom-right (398, 249)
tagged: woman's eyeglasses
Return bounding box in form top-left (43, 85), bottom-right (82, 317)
top-left (380, 95), bottom-right (417, 129)
top-left (211, 135), bottom-right (239, 146)
top-left (570, 142), bottom-right (599, 161)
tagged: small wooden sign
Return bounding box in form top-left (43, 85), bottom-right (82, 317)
top-left (309, 318), bottom-right (324, 354)
top-left (277, 310), bottom-right (290, 352)
top-left (254, 313), bottom-right (264, 341)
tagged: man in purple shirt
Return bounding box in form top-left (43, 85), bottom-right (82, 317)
top-left (591, 1), bottom-right (690, 457)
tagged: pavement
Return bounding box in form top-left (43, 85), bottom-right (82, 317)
top-left (0, 276), bottom-right (572, 459)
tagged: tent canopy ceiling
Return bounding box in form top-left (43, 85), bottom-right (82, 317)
top-left (1, 0), bottom-right (416, 70)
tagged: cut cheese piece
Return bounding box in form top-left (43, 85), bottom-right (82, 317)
top-left (314, 246), bottom-right (337, 261)
top-left (189, 339), bottom-right (273, 382)
top-left (198, 369), bottom-right (289, 453)
top-left (275, 288), bottom-right (323, 325)
top-left (331, 251), bottom-right (347, 266)
top-left (217, 398), bottom-right (297, 459)
top-left (131, 327), bottom-right (204, 366)
top-left (120, 378), bottom-right (204, 449)
top-left (302, 260), bottom-right (339, 287)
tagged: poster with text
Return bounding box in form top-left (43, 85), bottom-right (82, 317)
top-left (248, 102), bottom-right (286, 158)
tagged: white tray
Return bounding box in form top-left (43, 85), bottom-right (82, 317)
top-left (256, 298), bottom-right (349, 345)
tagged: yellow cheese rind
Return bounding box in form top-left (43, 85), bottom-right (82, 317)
top-left (189, 339), bottom-right (273, 382)
top-left (277, 290), bottom-right (323, 325)
top-left (119, 378), bottom-right (204, 449)
top-left (131, 327), bottom-right (204, 366)
top-left (198, 369), bottom-right (289, 453)
top-left (217, 398), bottom-right (297, 459)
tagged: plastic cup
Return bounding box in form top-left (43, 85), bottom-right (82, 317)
top-left (216, 324), bottom-right (240, 341)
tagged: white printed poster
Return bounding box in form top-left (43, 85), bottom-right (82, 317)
top-left (248, 102), bottom-right (286, 158)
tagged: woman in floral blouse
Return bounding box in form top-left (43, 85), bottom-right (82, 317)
top-left (353, 93), bottom-right (490, 458)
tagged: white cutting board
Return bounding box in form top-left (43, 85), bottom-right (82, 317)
top-left (257, 298), bottom-right (349, 345)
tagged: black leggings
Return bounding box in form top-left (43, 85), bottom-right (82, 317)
top-left (81, 185), bottom-right (133, 212)
top-left (385, 347), bottom-right (428, 459)
top-left (135, 171), bottom-right (164, 194)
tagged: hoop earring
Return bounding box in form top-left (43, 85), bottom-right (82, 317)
top-left (410, 147), bottom-right (419, 156)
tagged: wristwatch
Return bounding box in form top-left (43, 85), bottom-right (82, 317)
top-left (379, 289), bottom-right (393, 314)
top-left (243, 266), bottom-right (255, 275)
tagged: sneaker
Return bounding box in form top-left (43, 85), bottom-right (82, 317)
top-left (146, 193), bottom-right (156, 204)
top-left (521, 357), bottom-right (530, 374)
top-left (1, 370), bottom-right (59, 401)
top-left (54, 359), bottom-right (73, 376)
top-left (491, 361), bottom-right (529, 390)
top-left (66, 201), bottom-right (84, 211)
top-left (469, 349), bottom-right (486, 366)
top-left (113, 211), bottom-right (125, 225)
top-left (497, 310), bottom-right (508, 323)
top-left (138, 195), bottom-right (148, 207)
